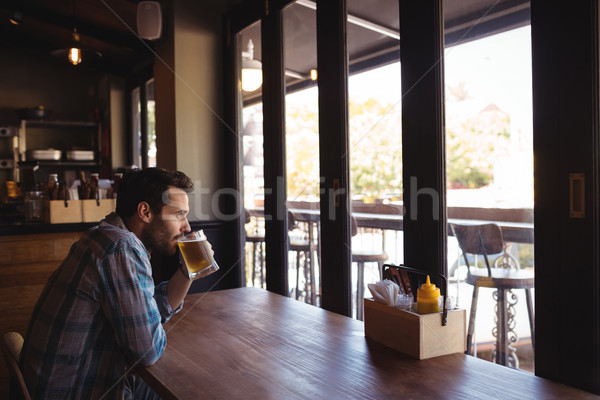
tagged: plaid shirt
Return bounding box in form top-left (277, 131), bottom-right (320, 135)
top-left (20, 213), bottom-right (181, 399)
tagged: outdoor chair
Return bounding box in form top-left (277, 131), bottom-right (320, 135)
top-left (1, 331), bottom-right (31, 400)
top-left (450, 223), bottom-right (534, 368)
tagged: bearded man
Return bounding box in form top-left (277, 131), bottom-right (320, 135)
top-left (20, 168), bottom-right (204, 399)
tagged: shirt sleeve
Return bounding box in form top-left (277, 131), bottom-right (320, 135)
top-left (99, 242), bottom-right (166, 366)
top-left (154, 281), bottom-right (183, 323)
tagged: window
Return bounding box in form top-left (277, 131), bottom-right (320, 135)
top-left (224, 0), bottom-right (600, 393)
top-left (130, 78), bottom-right (156, 168)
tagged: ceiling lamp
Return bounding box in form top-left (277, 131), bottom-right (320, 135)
top-left (51, 28), bottom-right (102, 66)
top-left (68, 28), bottom-right (82, 65)
top-left (241, 40), bottom-right (262, 92)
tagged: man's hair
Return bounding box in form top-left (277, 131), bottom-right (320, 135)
top-left (116, 168), bottom-right (194, 219)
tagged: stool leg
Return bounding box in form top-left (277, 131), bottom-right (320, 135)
top-left (496, 288), bottom-right (508, 366)
top-left (357, 261), bottom-right (365, 320)
top-left (259, 242), bottom-right (264, 287)
top-left (302, 252), bottom-right (310, 303)
top-left (295, 251), bottom-right (301, 300)
top-left (308, 250), bottom-right (316, 305)
top-left (251, 242), bottom-right (257, 287)
top-left (466, 284), bottom-right (479, 356)
top-left (525, 288), bottom-right (535, 349)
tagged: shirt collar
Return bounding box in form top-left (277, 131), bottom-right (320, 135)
top-left (99, 212), bottom-right (128, 231)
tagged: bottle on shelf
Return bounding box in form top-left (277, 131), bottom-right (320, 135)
top-left (46, 173), bottom-right (59, 200)
top-left (89, 173), bottom-right (99, 200)
top-left (24, 187), bottom-right (44, 223)
top-left (78, 171), bottom-right (90, 200)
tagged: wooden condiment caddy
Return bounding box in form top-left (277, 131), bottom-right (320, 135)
top-left (364, 264), bottom-right (466, 360)
top-left (364, 298), bottom-right (466, 359)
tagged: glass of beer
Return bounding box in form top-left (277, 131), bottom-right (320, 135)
top-left (177, 230), bottom-right (219, 279)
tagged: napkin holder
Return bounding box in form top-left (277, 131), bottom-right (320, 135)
top-left (364, 264), bottom-right (466, 360)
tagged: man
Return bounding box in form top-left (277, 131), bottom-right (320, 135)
top-left (20, 168), bottom-right (201, 399)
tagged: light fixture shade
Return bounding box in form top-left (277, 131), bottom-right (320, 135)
top-left (9, 11), bottom-right (22, 25)
top-left (242, 58), bottom-right (262, 92)
top-left (50, 27), bottom-right (102, 65)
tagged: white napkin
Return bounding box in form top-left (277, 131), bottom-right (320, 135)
top-left (367, 279), bottom-right (400, 306)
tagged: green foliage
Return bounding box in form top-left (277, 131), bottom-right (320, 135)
top-left (286, 103), bottom-right (320, 200)
top-left (349, 99), bottom-right (402, 200)
top-left (517, 243), bottom-right (534, 269)
top-left (446, 108), bottom-right (512, 189)
top-left (284, 83), bottom-right (513, 200)
top-left (285, 97), bottom-right (402, 201)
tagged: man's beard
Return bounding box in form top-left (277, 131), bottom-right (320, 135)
top-left (141, 218), bottom-right (180, 256)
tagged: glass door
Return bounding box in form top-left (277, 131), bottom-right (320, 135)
top-left (444, 0), bottom-right (534, 371)
top-left (347, 0), bottom-right (402, 320)
top-left (283, 1), bottom-right (320, 305)
top-left (237, 21), bottom-right (266, 289)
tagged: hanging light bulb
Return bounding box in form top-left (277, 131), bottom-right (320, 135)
top-left (241, 40), bottom-right (262, 92)
top-left (68, 28), bottom-right (82, 65)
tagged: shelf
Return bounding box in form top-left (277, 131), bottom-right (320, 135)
top-left (21, 120), bottom-right (98, 128)
top-left (35, 161), bottom-right (99, 167)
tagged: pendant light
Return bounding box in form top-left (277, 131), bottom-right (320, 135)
top-left (68, 28), bottom-right (82, 66)
top-left (241, 40), bottom-right (262, 92)
top-left (50, 0), bottom-right (101, 66)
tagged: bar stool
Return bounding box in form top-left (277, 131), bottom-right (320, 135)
top-left (245, 209), bottom-right (265, 287)
top-left (352, 217), bottom-right (388, 320)
top-left (450, 223), bottom-right (534, 368)
top-left (288, 211), bottom-right (317, 304)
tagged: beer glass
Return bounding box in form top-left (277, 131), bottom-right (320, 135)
top-left (177, 230), bottom-right (219, 279)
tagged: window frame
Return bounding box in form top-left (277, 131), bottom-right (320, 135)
top-left (224, 0), bottom-right (600, 392)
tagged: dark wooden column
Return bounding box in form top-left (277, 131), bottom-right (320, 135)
top-left (531, 0), bottom-right (600, 393)
top-left (222, 13), bottom-right (246, 289)
top-left (400, 0), bottom-right (447, 278)
top-left (316, 0), bottom-right (352, 316)
top-left (262, 6), bottom-right (289, 296)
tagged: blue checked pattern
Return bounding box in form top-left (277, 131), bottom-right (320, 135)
top-left (20, 213), bottom-right (181, 399)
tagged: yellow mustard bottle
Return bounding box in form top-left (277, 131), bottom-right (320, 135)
top-left (417, 275), bottom-right (441, 314)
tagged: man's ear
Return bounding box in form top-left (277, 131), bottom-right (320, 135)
top-left (137, 202), bottom-right (153, 223)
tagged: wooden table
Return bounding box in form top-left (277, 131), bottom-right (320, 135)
top-left (138, 287), bottom-right (596, 399)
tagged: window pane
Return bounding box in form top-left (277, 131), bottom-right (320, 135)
top-left (444, 2), bottom-right (534, 372)
top-left (348, 0), bottom-right (401, 320)
top-left (283, 1), bottom-right (320, 306)
top-left (238, 22), bottom-right (266, 289)
top-left (145, 79), bottom-right (156, 168)
top-left (131, 87), bottom-right (141, 168)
